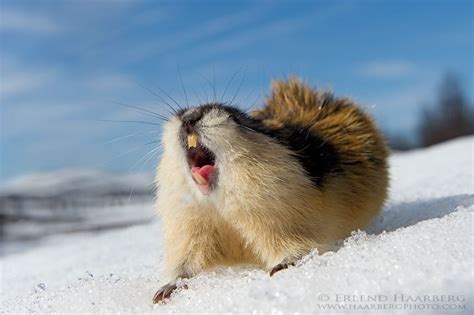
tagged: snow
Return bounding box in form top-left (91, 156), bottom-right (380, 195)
top-left (1, 137), bottom-right (473, 314)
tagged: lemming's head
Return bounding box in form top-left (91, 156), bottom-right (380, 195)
top-left (161, 102), bottom-right (339, 197)
top-left (161, 103), bottom-right (281, 195)
top-left (162, 103), bottom-right (272, 195)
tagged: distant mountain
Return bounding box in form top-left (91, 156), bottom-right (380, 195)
top-left (0, 169), bottom-right (154, 199)
top-left (0, 169), bottom-right (156, 243)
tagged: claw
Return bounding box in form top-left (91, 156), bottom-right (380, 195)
top-left (269, 263), bottom-right (288, 276)
top-left (269, 261), bottom-right (295, 276)
top-left (153, 283), bottom-right (177, 304)
top-left (152, 282), bottom-right (189, 304)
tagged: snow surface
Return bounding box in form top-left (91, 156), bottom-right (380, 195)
top-left (1, 137), bottom-right (473, 314)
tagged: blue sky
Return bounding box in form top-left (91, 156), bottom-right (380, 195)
top-left (1, 0), bottom-right (472, 181)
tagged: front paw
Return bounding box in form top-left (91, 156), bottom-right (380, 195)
top-left (153, 282), bottom-right (182, 304)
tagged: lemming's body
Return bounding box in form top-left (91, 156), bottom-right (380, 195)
top-left (153, 78), bottom-right (389, 303)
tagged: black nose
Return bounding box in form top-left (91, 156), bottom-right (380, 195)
top-left (181, 109), bottom-right (203, 135)
top-left (181, 109), bottom-right (203, 126)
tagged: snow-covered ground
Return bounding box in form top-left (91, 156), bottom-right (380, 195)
top-left (1, 137), bottom-right (473, 314)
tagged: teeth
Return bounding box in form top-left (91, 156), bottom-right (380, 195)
top-left (187, 133), bottom-right (197, 148)
top-left (192, 172), bottom-right (207, 185)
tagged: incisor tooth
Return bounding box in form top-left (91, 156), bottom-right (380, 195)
top-left (192, 172), bottom-right (207, 185)
top-left (187, 133), bottom-right (197, 148)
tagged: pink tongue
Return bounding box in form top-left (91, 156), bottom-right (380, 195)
top-left (191, 165), bottom-right (216, 185)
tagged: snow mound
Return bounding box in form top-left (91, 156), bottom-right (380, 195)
top-left (1, 137), bottom-right (473, 314)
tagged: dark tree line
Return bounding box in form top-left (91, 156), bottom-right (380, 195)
top-left (418, 72), bottom-right (474, 147)
top-left (388, 72), bottom-right (474, 151)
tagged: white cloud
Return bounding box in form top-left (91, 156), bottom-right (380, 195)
top-left (0, 56), bottom-right (58, 99)
top-left (0, 71), bottom-right (57, 99)
top-left (126, 7), bottom-right (263, 61)
top-left (357, 60), bottom-right (417, 78)
top-left (0, 9), bottom-right (61, 35)
top-left (86, 74), bottom-right (136, 93)
top-left (217, 3), bottom-right (353, 54)
top-left (164, 3), bottom-right (353, 67)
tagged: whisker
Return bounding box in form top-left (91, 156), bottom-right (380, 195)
top-left (236, 124), bottom-right (259, 133)
top-left (156, 85), bottom-right (184, 111)
top-left (96, 119), bottom-right (162, 127)
top-left (130, 145), bottom-right (161, 172)
top-left (212, 66), bottom-right (217, 102)
top-left (241, 87), bottom-right (257, 111)
top-left (220, 69), bottom-right (239, 103)
top-left (112, 101), bottom-right (169, 121)
top-left (143, 140), bottom-right (161, 146)
top-left (199, 72), bottom-right (214, 104)
top-left (192, 88), bottom-right (203, 104)
top-left (142, 147), bottom-right (161, 169)
top-left (139, 84), bottom-right (178, 115)
top-left (106, 130), bottom-right (161, 144)
top-left (202, 86), bottom-right (209, 103)
top-left (201, 122), bottom-right (257, 134)
top-left (249, 92), bottom-right (262, 111)
top-left (128, 146), bottom-right (161, 201)
top-left (113, 147), bottom-right (141, 160)
top-left (129, 147), bottom-right (161, 200)
top-left (177, 64), bottom-right (190, 108)
top-left (108, 146), bottom-right (141, 163)
top-left (103, 144), bottom-right (145, 168)
top-left (229, 66), bottom-right (248, 105)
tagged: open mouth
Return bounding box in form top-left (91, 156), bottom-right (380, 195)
top-left (186, 133), bottom-right (217, 194)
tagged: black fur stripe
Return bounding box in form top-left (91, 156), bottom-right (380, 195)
top-left (222, 105), bottom-right (340, 187)
top-left (264, 125), bottom-right (341, 187)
